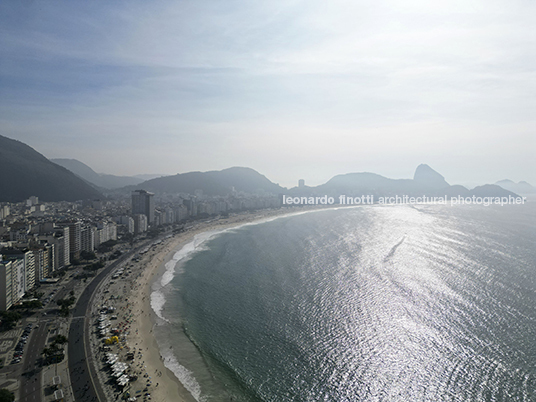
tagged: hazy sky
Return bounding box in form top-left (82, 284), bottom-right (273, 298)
top-left (1, 0), bottom-right (535, 188)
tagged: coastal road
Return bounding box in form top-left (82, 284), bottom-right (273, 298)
top-left (69, 254), bottom-right (131, 402)
top-left (19, 323), bottom-right (48, 402)
top-left (18, 274), bottom-right (82, 402)
top-left (69, 238), bottom-right (163, 402)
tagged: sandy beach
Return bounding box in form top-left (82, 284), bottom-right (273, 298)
top-left (89, 209), bottom-right (297, 402)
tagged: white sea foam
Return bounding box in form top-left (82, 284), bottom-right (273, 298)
top-left (150, 290), bottom-right (168, 322)
top-left (149, 229), bottom-right (234, 401)
top-left (153, 215), bottom-right (306, 317)
top-left (149, 214), bottom-right (303, 401)
top-left (159, 230), bottom-right (223, 289)
top-left (162, 349), bottom-right (206, 402)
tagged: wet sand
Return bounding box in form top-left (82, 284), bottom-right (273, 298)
top-left (127, 210), bottom-right (294, 401)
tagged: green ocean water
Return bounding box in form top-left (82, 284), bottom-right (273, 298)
top-left (152, 203), bottom-right (536, 401)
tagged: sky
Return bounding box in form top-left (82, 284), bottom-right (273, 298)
top-left (1, 0), bottom-right (535, 188)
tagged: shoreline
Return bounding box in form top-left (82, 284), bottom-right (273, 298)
top-left (129, 209), bottom-right (300, 401)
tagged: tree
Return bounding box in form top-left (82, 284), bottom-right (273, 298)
top-left (55, 335), bottom-right (68, 344)
top-left (0, 311), bottom-right (21, 331)
top-left (80, 250), bottom-right (96, 261)
top-left (19, 300), bottom-right (42, 309)
top-left (42, 347), bottom-right (52, 359)
top-left (42, 338), bottom-right (66, 364)
top-left (56, 297), bottom-right (76, 317)
top-left (0, 388), bottom-right (14, 402)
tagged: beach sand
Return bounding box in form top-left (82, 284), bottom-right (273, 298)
top-left (122, 209), bottom-right (295, 401)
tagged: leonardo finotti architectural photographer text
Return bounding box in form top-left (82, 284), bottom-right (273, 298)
top-left (282, 195), bottom-right (527, 206)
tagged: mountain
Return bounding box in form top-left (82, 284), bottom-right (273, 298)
top-left (51, 158), bottom-right (144, 189)
top-left (133, 174), bottom-right (168, 181)
top-left (307, 165), bottom-right (449, 197)
top-left (413, 163), bottom-right (449, 189)
top-left (495, 179), bottom-right (536, 194)
top-left (289, 164), bottom-right (518, 199)
top-left (311, 172), bottom-right (416, 196)
top-left (129, 167), bottom-right (284, 196)
top-left (0, 135), bottom-right (103, 202)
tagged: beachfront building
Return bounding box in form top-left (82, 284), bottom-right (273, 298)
top-left (164, 207), bottom-right (175, 225)
top-left (24, 250), bottom-right (36, 290)
top-left (58, 221), bottom-right (81, 261)
top-left (173, 203), bottom-right (189, 222)
top-left (39, 229), bottom-right (69, 270)
top-left (0, 260), bottom-right (13, 311)
top-left (94, 221), bottom-right (117, 248)
top-left (32, 245), bottom-right (54, 281)
top-left (1, 248), bottom-right (36, 293)
top-left (131, 190), bottom-right (155, 224)
top-left (11, 259), bottom-right (25, 304)
top-left (133, 214), bottom-right (148, 234)
top-left (80, 226), bottom-right (96, 252)
top-left (117, 216), bottom-right (134, 234)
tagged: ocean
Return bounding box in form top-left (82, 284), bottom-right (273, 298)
top-left (151, 202), bottom-right (536, 402)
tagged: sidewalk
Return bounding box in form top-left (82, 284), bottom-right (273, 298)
top-left (42, 319), bottom-right (75, 402)
top-left (41, 276), bottom-right (89, 402)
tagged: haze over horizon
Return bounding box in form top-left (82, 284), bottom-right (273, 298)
top-left (1, 0), bottom-right (535, 188)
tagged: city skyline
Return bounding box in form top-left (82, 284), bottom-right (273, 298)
top-left (1, 0), bottom-right (535, 188)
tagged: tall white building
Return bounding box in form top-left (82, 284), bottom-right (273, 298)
top-left (118, 216), bottom-right (135, 234)
top-left (0, 260), bottom-right (13, 311)
top-left (0, 205), bottom-right (9, 219)
top-left (133, 214), bottom-right (148, 234)
top-left (80, 226), bottom-right (95, 252)
top-left (94, 222), bottom-right (117, 248)
top-left (24, 251), bottom-right (35, 291)
top-left (11, 259), bottom-right (25, 304)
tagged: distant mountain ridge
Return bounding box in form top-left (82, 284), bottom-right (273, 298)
top-left (0, 134), bottom-right (522, 202)
top-left (129, 167), bottom-right (284, 196)
top-left (0, 135), bottom-right (103, 202)
top-left (129, 164), bottom-right (518, 200)
top-left (495, 179), bottom-right (536, 194)
top-left (288, 164), bottom-right (518, 199)
top-left (133, 174), bottom-right (168, 181)
top-left (51, 158), bottom-right (145, 189)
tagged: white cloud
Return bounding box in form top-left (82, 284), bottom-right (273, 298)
top-left (1, 0), bottom-right (535, 186)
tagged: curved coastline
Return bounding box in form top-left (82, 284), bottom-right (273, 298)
top-left (133, 209), bottom-right (306, 401)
